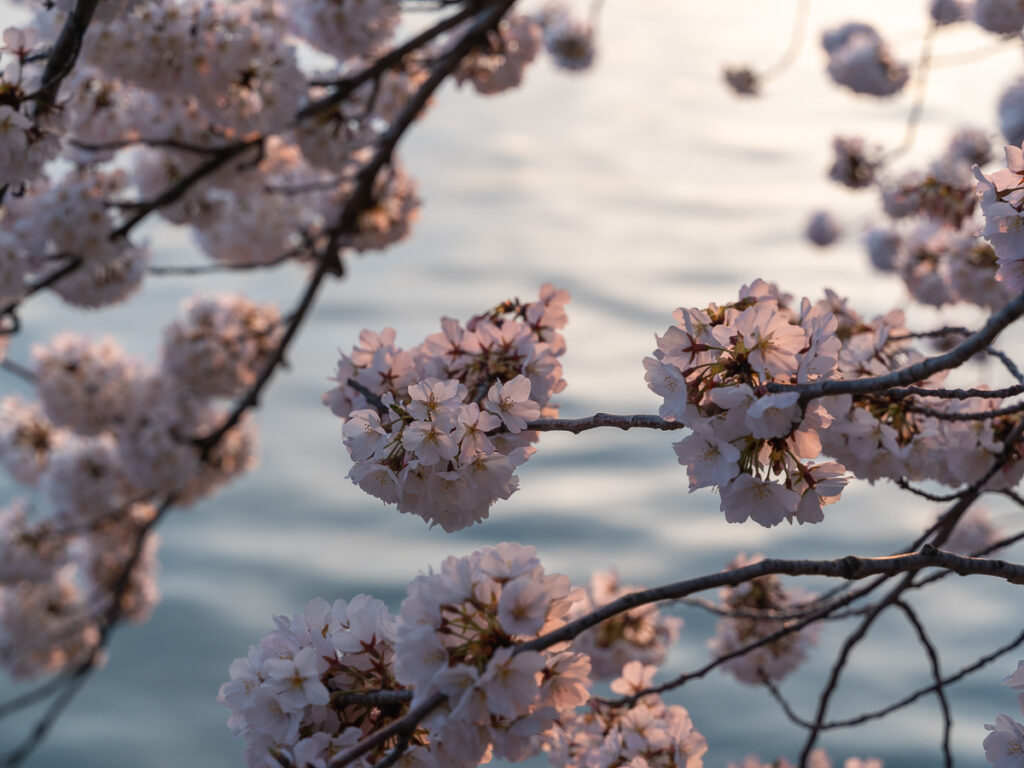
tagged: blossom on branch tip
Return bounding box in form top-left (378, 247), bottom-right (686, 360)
top-left (326, 286), bottom-right (567, 531)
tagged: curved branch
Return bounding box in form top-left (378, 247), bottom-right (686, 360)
top-left (516, 548), bottom-right (1024, 657)
top-left (894, 600), bottom-right (951, 768)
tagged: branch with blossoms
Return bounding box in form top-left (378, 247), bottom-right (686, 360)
top-left (8, 2), bottom-right (1024, 768)
top-left (216, 540), bottom-right (1024, 768)
top-left (0, 0), bottom-right (601, 762)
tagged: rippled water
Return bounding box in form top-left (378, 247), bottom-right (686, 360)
top-left (2, 1), bottom-right (1024, 766)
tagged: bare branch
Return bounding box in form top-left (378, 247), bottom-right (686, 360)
top-left (527, 413), bottom-right (686, 434)
top-left (894, 600), bottom-right (952, 768)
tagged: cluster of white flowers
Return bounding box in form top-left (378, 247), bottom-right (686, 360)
top-left (707, 554), bottom-right (819, 685)
top-left (805, 211), bottom-right (841, 247)
top-left (999, 78), bottom-right (1024, 147)
top-left (83, 0), bottom-right (304, 135)
top-left (324, 284), bottom-right (569, 531)
top-left (219, 594), bottom-right (435, 768)
top-left (972, 0), bottom-right (1024, 34)
top-left (395, 542), bottom-right (592, 766)
top-left (828, 136), bottom-right (879, 189)
top-left (648, 280), bottom-right (1024, 525)
top-left (821, 23), bottom-right (908, 97)
top-left (4, 172), bottom-right (149, 308)
top-left (983, 659), bottom-right (1024, 766)
top-left (645, 280), bottom-right (848, 527)
top-left (546, 661), bottom-right (708, 768)
top-left (223, 544), bottom-right (608, 768)
top-left (162, 294), bottom-right (282, 398)
top-left (287, 0), bottom-right (401, 61)
top-left (930, 0), bottom-right (972, 25)
top-left (846, 126), bottom-right (1011, 309)
top-left (568, 570), bottom-right (683, 679)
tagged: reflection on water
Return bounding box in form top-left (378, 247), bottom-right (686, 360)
top-left (2, 2), bottom-right (1023, 766)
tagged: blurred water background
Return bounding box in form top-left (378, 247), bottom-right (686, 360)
top-left (2, 1), bottom-right (1024, 766)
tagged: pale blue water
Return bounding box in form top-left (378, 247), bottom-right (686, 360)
top-left (1, 2), bottom-right (1023, 766)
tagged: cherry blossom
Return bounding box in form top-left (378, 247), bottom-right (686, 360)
top-left (325, 286), bottom-right (566, 531)
top-left (395, 542), bottom-right (591, 767)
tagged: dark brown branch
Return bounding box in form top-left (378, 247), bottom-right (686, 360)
top-left (296, 5), bottom-right (477, 121)
top-left (903, 399), bottom-right (1024, 420)
top-left (32, 0), bottom-right (100, 108)
top-left (147, 249), bottom-right (298, 276)
top-left (71, 137), bottom-right (232, 155)
top-left (894, 600), bottom-right (952, 768)
top-left (0, 358), bottom-right (36, 384)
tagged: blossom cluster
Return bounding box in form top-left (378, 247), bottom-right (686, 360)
top-left (3, 171), bottom-right (149, 310)
top-left (646, 280), bottom-right (1024, 526)
top-left (847, 128), bottom-right (1013, 310)
top-left (222, 543), bottom-right (598, 768)
top-left (707, 554), bottom-right (819, 685)
top-left (395, 542), bottom-right (592, 766)
top-left (218, 594), bottom-right (433, 768)
top-left (644, 279), bottom-right (849, 527)
top-left (0, 27), bottom-right (61, 188)
top-left (821, 23), bottom-right (908, 97)
top-left (0, 0), bottom-right (595, 299)
top-left (0, 294), bottom-right (265, 679)
top-left (546, 661), bottom-right (707, 768)
top-left (323, 284), bottom-right (569, 531)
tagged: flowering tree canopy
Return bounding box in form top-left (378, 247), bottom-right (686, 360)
top-left (3, 1), bottom-right (1024, 768)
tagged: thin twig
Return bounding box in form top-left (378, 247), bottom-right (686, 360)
top-left (894, 600), bottom-right (952, 768)
top-left (824, 625), bottom-right (1024, 729)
